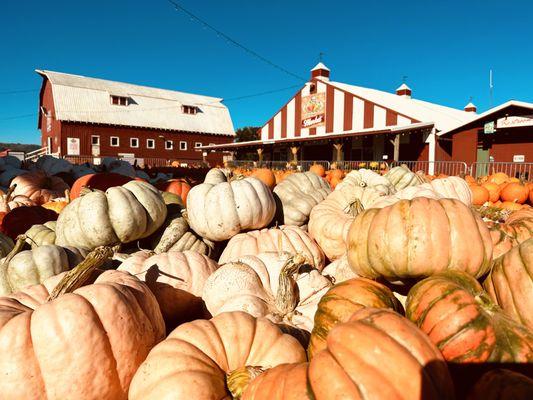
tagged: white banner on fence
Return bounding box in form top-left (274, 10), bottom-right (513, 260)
top-left (496, 115), bottom-right (533, 129)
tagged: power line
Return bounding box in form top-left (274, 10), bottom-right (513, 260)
top-left (222, 84), bottom-right (302, 102)
top-left (166, 0), bottom-right (306, 82)
top-left (0, 89), bottom-right (39, 95)
top-left (0, 113), bottom-right (36, 121)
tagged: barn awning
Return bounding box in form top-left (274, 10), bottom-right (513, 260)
top-left (199, 122), bottom-right (434, 151)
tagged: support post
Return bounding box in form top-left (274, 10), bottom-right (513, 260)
top-left (333, 143), bottom-right (344, 162)
top-left (392, 134), bottom-right (400, 161)
top-left (290, 146), bottom-right (299, 163)
top-left (428, 128), bottom-right (436, 175)
top-left (256, 148), bottom-right (264, 165)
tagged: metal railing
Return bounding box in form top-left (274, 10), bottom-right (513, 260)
top-left (390, 160), bottom-right (469, 176)
top-left (226, 160), bottom-right (331, 171)
top-left (62, 155), bottom-right (209, 168)
top-left (332, 160), bottom-right (389, 172)
top-left (470, 162), bottom-right (533, 180)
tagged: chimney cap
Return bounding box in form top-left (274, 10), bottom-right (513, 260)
top-left (311, 62), bottom-right (330, 72)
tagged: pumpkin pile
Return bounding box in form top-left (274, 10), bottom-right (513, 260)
top-left (0, 158), bottom-right (531, 399)
top-left (466, 171), bottom-right (533, 210)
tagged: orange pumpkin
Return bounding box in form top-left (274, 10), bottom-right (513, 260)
top-left (243, 308), bottom-right (455, 400)
top-left (465, 175), bottom-right (476, 184)
top-left (70, 172), bottom-right (133, 199)
top-left (329, 169), bottom-right (344, 180)
top-left (309, 164), bottom-right (326, 177)
top-left (501, 201), bottom-right (523, 211)
top-left (489, 172), bottom-right (509, 185)
top-left (329, 176), bottom-right (343, 189)
top-left (251, 168), bottom-right (276, 189)
top-left (155, 178), bottom-right (191, 204)
top-left (470, 184), bottom-right (490, 205)
top-left (482, 182), bottom-right (501, 203)
top-left (500, 182), bottom-right (529, 204)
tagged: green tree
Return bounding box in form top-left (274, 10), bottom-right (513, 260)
top-left (234, 126), bottom-right (260, 160)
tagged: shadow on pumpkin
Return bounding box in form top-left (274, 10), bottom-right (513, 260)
top-left (143, 263), bottom-right (211, 334)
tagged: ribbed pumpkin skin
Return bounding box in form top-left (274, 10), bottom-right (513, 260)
top-left (118, 250), bottom-right (218, 330)
top-left (384, 165), bottom-right (427, 190)
top-left (70, 172), bottom-right (132, 199)
top-left (347, 198), bottom-right (493, 281)
top-left (11, 171), bottom-right (69, 205)
top-left (308, 185), bottom-right (383, 260)
top-left (0, 270), bottom-right (165, 400)
top-left (406, 271), bottom-right (533, 363)
top-left (243, 308), bottom-right (454, 400)
top-left (219, 225), bottom-right (325, 270)
top-left (308, 278), bottom-right (404, 358)
top-left (273, 172), bottom-right (332, 226)
top-left (155, 179), bottom-right (191, 204)
top-left (129, 312), bottom-right (306, 400)
top-left (467, 369), bottom-right (533, 400)
top-left (484, 238), bottom-right (533, 330)
top-left (0, 232), bottom-right (14, 257)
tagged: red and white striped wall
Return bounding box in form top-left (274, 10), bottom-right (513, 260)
top-left (260, 79), bottom-right (419, 141)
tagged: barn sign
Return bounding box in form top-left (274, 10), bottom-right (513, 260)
top-left (497, 115), bottom-right (533, 129)
top-left (301, 92), bottom-right (326, 128)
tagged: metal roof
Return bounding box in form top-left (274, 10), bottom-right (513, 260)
top-left (36, 70), bottom-right (235, 136)
top-left (328, 81), bottom-right (477, 133)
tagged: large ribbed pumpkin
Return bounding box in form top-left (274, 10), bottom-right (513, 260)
top-left (118, 250), bottom-right (218, 330)
top-left (11, 171), bottom-right (69, 205)
top-left (308, 184), bottom-right (383, 260)
top-left (128, 312), bottom-right (306, 400)
top-left (483, 238), bottom-right (533, 330)
top-left (218, 225), bottom-right (325, 270)
top-left (308, 278), bottom-right (403, 358)
top-left (335, 168), bottom-right (394, 195)
top-left (24, 221), bottom-right (57, 248)
top-left (384, 165), bottom-right (427, 190)
top-left (242, 308), bottom-right (454, 400)
top-left (0, 263), bottom-right (165, 399)
top-left (273, 172), bottom-right (331, 226)
top-left (430, 176), bottom-right (472, 206)
top-left (70, 172), bottom-right (133, 199)
top-left (406, 271), bottom-right (533, 362)
top-left (347, 197), bottom-right (493, 281)
top-left (187, 175), bottom-right (276, 241)
top-left (55, 181), bottom-right (167, 250)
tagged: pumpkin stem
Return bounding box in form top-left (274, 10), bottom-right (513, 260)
top-left (0, 235), bottom-right (26, 276)
top-left (3, 184), bottom-right (17, 211)
top-left (64, 189), bottom-right (71, 203)
top-left (47, 245), bottom-right (113, 301)
top-left (275, 253), bottom-right (306, 316)
top-left (226, 365), bottom-right (265, 399)
top-left (345, 198), bottom-right (364, 216)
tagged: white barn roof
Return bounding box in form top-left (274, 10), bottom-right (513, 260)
top-left (37, 70), bottom-right (235, 136)
top-left (328, 81), bottom-right (477, 132)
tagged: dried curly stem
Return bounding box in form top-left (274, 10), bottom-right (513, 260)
top-left (345, 198), bottom-right (364, 217)
top-left (0, 235), bottom-right (26, 275)
top-left (275, 253), bottom-right (307, 315)
top-left (226, 365), bottom-right (265, 399)
top-left (47, 245), bottom-right (114, 301)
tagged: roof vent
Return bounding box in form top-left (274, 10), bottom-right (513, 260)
top-left (464, 102), bottom-right (477, 113)
top-left (396, 83), bottom-right (412, 98)
top-left (311, 62), bottom-right (330, 81)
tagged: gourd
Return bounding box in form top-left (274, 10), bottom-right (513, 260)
top-left (55, 181), bottom-right (167, 250)
top-left (219, 225), bottom-right (325, 270)
top-left (203, 252), bottom-right (331, 332)
top-left (347, 197), bottom-right (493, 281)
top-left (273, 172), bottom-right (331, 226)
top-left (25, 221), bottom-right (57, 248)
top-left (128, 312), bottom-right (306, 400)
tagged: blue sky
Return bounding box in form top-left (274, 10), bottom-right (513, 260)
top-left (1, 0), bottom-right (532, 144)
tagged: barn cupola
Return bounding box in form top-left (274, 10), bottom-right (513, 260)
top-left (464, 101), bottom-right (477, 113)
top-left (311, 62), bottom-right (330, 81)
top-left (396, 83), bottom-right (412, 98)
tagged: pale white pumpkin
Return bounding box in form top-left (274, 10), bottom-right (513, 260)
top-left (430, 176), bottom-right (472, 206)
top-left (371, 183), bottom-right (441, 208)
top-left (308, 184), bottom-right (384, 260)
top-left (384, 165), bottom-right (427, 190)
top-left (203, 252), bottom-right (332, 332)
top-left (25, 221), bottom-right (57, 248)
top-left (187, 176), bottom-right (276, 242)
top-left (321, 255), bottom-right (357, 284)
top-left (273, 172), bottom-right (331, 226)
top-left (336, 168), bottom-right (394, 195)
top-left (55, 181), bottom-right (167, 250)
top-left (218, 225), bottom-right (325, 270)
top-left (0, 233), bottom-right (14, 258)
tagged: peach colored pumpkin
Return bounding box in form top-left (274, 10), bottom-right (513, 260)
top-left (128, 312), bottom-right (306, 400)
top-left (118, 250), bottom-right (218, 330)
top-left (219, 225), bottom-right (325, 270)
top-left (251, 168), bottom-right (276, 189)
top-left (347, 197), bottom-right (493, 281)
top-left (0, 268), bottom-right (165, 399)
top-left (501, 182), bottom-right (529, 204)
top-left (11, 171), bottom-right (69, 205)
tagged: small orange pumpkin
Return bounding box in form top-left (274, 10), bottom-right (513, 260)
top-left (251, 168), bottom-right (276, 189)
top-left (482, 182), bottom-right (501, 203)
top-left (489, 172), bottom-right (509, 185)
top-left (470, 184), bottom-right (490, 205)
top-left (500, 182), bottom-right (529, 204)
top-left (309, 164), bottom-right (326, 177)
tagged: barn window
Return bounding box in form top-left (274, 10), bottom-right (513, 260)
top-left (194, 142), bottom-right (202, 151)
top-left (179, 141), bottom-right (187, 151)
top-left (130, 138), bottom-right (139, 148)
top-left (309, 83), bottom-right (317, 94)
top-left (110, 136), bottom-right (120, 147)
top-left (165, 140), bottom-right (173, 150)
top-left (146, 139), bottom-right (155, 149)
top-left (182, 105), bottom-right (197, 115)
top-left (110, 95), bottom-right (129, 106)
top-left (91, 135), bottom-right (100, 145)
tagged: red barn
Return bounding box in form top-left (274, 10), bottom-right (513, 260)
top-left (36, 70), bottom-right (235, 166)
